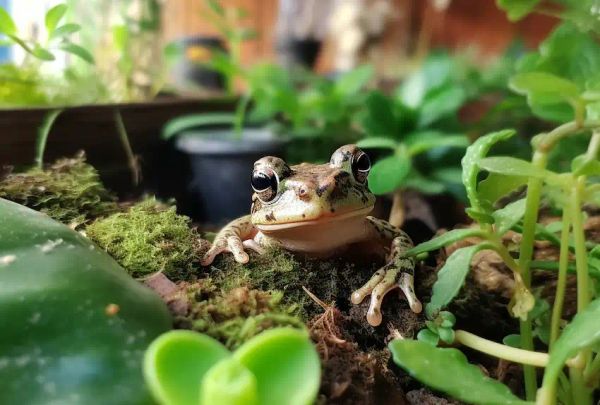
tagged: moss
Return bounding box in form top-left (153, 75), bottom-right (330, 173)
top-left (86, 198), bottom-right (200, 278)
top-left (0, 152), bottom-right (117, 226)
top-left (179, 280), bottom-right (304, 350)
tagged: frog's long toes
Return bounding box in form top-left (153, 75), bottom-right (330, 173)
top-left (227, 237), bottom-right (249, 263)
top-left (367, 295), bottom-right (383, 326)
top-left (399, 273), bottom-right (422, 313)
top-left (351, 269), bottom-right (386, 304)
top-left (242, 239), bottom-right (265, 255)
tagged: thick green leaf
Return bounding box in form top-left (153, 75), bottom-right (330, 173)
top-left (510, 72), bottom-right (580, 105)
top-left (59, 43), bottom-right (94, 63)
top-left (234, 328), bottom-right (320, 405)
top-left (162, 113), bottom-right (236, 140)
top-left (461, 130), bottom-right (516, 210)
top-left (49, 23), bottom-right (81, 40)
top-left (497, 0), bottom-right (540, 21)
top-left (396, 52), bottom-right (454, 108)
top-left (405, 228), bottom-right (485, 256)
top-left (477, 157), bottom-right (550, 178)
top-left (418, 84), bottom-right (466, 128)
top-left (368, 153), bottom-right (411, 194)
top-left (200, 358), bottom-right (259, 405)
top-left (417, 329), bottom-right (439, 346)
top-left (493, 198), bottom-right (526, 235)
top-left (334, 65), bottom-right (373, 97)
top-left (356, 137), bottom-right (397, 150)
top-left (543, 298), bottom-right (600, 387)
top-left (389, 340), bottom-right (527, 405)
top-left (31, 45), bottom-right (55, 61)
top-left (0, 6), bottom-right (17, 35)
top-left (45, 4), bottom-right (67, 33)
top-left (429, 244), bottom-right (489, 312)
top-left (361, 91), bottom-right (398, 138)
top-left (144, 330), bottom-right (230, 405)
top-left (478, 173), bottom-right (527, 206)
top-left (572, 155), bottom-right (600, 176)
top-left (405, 131), bottom-right (469, 155)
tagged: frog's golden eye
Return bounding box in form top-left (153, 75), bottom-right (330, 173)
top-left (352, 151), bottom-right (371, 183)
top-left (251, 169), bottom-right (279, 203)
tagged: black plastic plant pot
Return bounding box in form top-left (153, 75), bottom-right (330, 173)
top-left (171, 36), bottom-right (226, 91)
top-left (279, 38), bottom-right (322, 69)
top-left (175, 127), bottom-right (286, 225)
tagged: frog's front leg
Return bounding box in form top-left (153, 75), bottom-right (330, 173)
top-left (201, 215), bottom-right (264, 265)
top-left (351, 216), bottom-right (422, 326)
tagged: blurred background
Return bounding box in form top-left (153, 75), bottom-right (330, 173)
top-left (0, 0), bottom-right (564, 226)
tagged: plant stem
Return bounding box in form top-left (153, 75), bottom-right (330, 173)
top-left (569, 366), bottom-right (591, 405)
top-left (584, 354), bottom-right (600, 386)
top-left (234, 94), bottom-right (250, 139)
top-left (454, 330), bottom-right (564, 368)
top-left (389, 191), bottom-right (404, 227)
top-left (570, 179), bottom-right (590, 312)
top-left (35, 109), bottom-right (63, 169)
top-left (113, 110), bottom-right (140, 186)
top-left (549, 209), bottom-right (571, 347)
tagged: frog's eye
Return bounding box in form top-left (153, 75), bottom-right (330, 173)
top-left (352, 151), bottom-right (371, 183)
top-left (251, 169), bottom-right (279, 203)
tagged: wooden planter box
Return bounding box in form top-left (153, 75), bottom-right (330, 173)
top-left (0, 97), bottom-right (234, 196)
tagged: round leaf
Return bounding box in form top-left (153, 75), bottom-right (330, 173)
top-left (417, 329), bottom-right (440, 346)
top-left (368, 154), bottom-right (411, 195)
top-left (233, 328), bottom-right (320, 405)
top-left (143, 330), bottom-right (230, 405)
top-left (200, 358), bottom-right (259, 405)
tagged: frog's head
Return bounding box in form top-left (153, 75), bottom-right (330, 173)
top-left (250, 144), bottom-right (375, 230)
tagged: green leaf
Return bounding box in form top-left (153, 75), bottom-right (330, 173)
top-left (462, 130), bottom-right (516, 211)
top-left (35, 109), bottom-right (63, 168)
top-left (477, 156), bottom-right (550, 178)
top-left (418, 84), bottom-right (467, 128)
top-left (389, 340), bottom-right (527, 405)
top-left (405, 228), bottom-right (485, 257)
top-left (496, 0), bottom-right (540, 21)
top-left (368, 153), bottom-right (411, 194)
top-left (200, 358), bottom-right (259, 405)
top-left (417, 329), bottom-right (439, 346)
top-left (361, 91), bottom-right (398, 138)
top-left (59, 43), bottom-right (94, 63)
top-left (233, 328), bottom-right (321, 405)
top-left (206, 0), bottom-right (225, 16)
top-left (45, 4), bottom-right (67, 33)
top-left (510, 72), bottom-right (581, 106)
top-left (403, 169), bottom-right (446, 195)
top-left (440, 311), bottom-right (456, 327)
top-left (503, 334), bottom-right (522, 348)
top-left (438, 327), bottom-right (455, 344)
top-left (0, 6), bottom-right (17, 35)
top-left (478, 173), bottom-right (527, 206)
top-left (493, 198), bottom-right (526, 235)
top-left (49, 23), bottom-right (81, 40)
top-left (572, 155), bottom-right (600, 176)
top-left (31, 45), bottom-right (55, 61)
top-left (542, 298), bottom-right (600, 389)
top-left (405, 131), bottom-right (469, 155)
top-left (357, 137), bottom-right (397, 150)
top-left (334, 65), bottom-right (373, 97)
top-left (162, 113), bottom-right (236, 140)
top-left (144, 330), bottom-right (231, 405)
top-left (428, 244), bottom-right (490, 312)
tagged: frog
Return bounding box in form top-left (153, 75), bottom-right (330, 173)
top-left (201, 144), bottom-right (422, 326)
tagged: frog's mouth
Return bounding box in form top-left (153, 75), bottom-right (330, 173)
top-left (255, 206), bottom-right (374, 231)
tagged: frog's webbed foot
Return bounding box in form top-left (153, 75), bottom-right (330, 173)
top-left (200, 216), bottom-right (262, 266)
top-left (351, 241), bottom-right (422, 326)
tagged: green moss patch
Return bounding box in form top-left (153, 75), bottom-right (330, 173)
top-left (86, 198), bottom-right (200, 278)
top-left (0, 153), bottom-right (117, 226)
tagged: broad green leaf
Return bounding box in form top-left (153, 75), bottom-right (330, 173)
top-left (405, 228), bottom-right (485, 256)
top-left (510, 72), bottom-right (581, 106)
top-left (49, 23), bottom-right (81, 40)
top-left (396, 52), bottom-right (454, 108)
top-left (429, 244), bottom-right (490, 312)
top-left (477, 157), bottom-right (550, 178)
top-left (361, 91), bottom-right (398, 138)
top-left (462, 130), bottom-right (516, 211)
top-left (438, 327), bottom-right (455, 344)
top-left (403, 170), bottom-right (446, 195)
top-left (162, 113), bottom-right (236, 139)
top-left (417, 84), bottom-right (466, 128)
top-left (572, 155), bottom-right (600, 176)
top-left (233, 328), bottom-right (320, 405)
top-left (543, 298), bottom-right (600, 388)
top-left (59, 43), bottom-right (94, 64)
top-left (0, 6), bottom-right (17, 35)
top-left (356, 137), bottom-right (397, 150)
top-left (389, 340), bottom-right (527, 405)
top-left (417, 329), bottom-right (439, 346)
top-left (334, 65), bottom-right (373, 97)
top-left (368, 153), bottom-right (411, 194)
top-left (405, 131), bottom-right (469, 155)
top-left (200, 358), bottom-right (259, 405)
top-left (31, 46), bottom-right (55, 61)
top-left (503, 334), bottom-right (522, 348)
top-left (478, 173), bottom-right (527, 206)
top-left (493, 198), bottom-right (526, 235)
top-left (45, 4), bottom-right (67, 33)
top-left (496, 0), bottom-right (540, 21)
top-left (430, 167), bottom-right (463, 184)
top-left (143, 330), bottom-right (230, 405)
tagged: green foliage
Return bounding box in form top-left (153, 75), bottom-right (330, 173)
top-left (417, 311), bottom-right (457, 346)
top-left (389, 340), bottom-right (528, 405)
top-left (0, 153), bottom-right (117, 226)
top-left (86, 198), bottom-right (200, 278)
top-left (0, 197), bottom-right (172, 404)
top-left (143, 328), bottom-right (320, 405)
